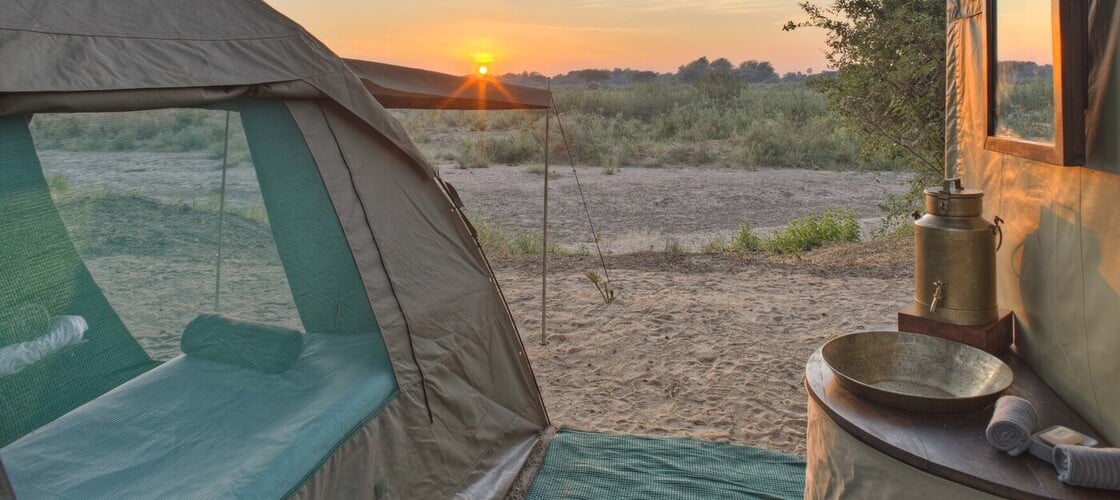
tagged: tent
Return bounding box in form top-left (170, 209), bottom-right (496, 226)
top-left (0, 0), bottom-right (552, 497)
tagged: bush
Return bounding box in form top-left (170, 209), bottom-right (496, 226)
top-left (663, 238), bottom-right (685, 254)
top-left (454, 132), bottom-right (541, 168)
top-left (701, 235), bottom-right (729, 253)
top-left (765, 208), bottom-right (860, 254)
top-left (48, 174), bottom-right (70, 200)
top-left (730, 218), bottom-right (764, 252)
top-left (470, 216), bottom-right (566, 256)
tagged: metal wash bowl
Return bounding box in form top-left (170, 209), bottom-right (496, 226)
top-left (821, 331), bottom-right (1013, 413)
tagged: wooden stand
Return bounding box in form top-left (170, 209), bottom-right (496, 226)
top-left (805, 350), bottom-right (1112, 499)
top-left (897, 304), bottom-right (1013, 355)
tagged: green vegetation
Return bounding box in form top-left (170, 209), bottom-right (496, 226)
top-left (786, 0), bottom-right (946, 233)
top-left (48, 174), bottom-right (70, 200)
top-left (394, 81), bottom-right (878, 171)
top-left (698, 211), bottom-right (859, 255)
top-left (470, 215), bottom-right (569, 256)
top-left (764, 209), bottom-right (860, 254)
top-left (730, 218), bottom-right (765, 252)
top-left (30, 109), bottom-right (253, 167)
top-left (995, 62), bottom-right (1055, 142)
top-left (663, 238), bottom-right (685, 254)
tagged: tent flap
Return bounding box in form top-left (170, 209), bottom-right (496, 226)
top-left (345, 59), bottom-right (551, 110)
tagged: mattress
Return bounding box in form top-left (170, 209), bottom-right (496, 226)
top-left (1, 332), bottom-right (397, 499)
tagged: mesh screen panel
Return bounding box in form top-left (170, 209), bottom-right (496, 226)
top-left (1, 98), bottom-right (394, 467)
top-left (0, 116), bottom-right (158, 447)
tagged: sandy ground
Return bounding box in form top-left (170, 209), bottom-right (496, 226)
top-left (38, 149), bottom-right (916, 457)
top-left (439, 164), bottom-right (913, 251)
top-left (492, 240), bottom-right (912, 457)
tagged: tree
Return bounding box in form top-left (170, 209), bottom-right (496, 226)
top-left (784, 1), bottom-right (945, 178)
top-left (709, 57), bottom-right (735, 74)
top-left (573, 69), bottom-right (611, 84)
top-left (738, 60), bottom-right (780, 83)
top-left (676, 56), bottom-right (711, 83)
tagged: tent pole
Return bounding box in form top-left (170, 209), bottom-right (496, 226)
top-left (214, 111), bottom-right (231, 312)
top-left (541, 84), bottom-right (551, 346)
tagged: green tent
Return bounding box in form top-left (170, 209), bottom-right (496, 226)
top-left (0, 0), bottom-right (549, 497)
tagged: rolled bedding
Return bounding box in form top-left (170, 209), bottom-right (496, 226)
top-left (0, 315), bottom-right (87, 376)
top-left (1053, 445), bottom-right (1120, 491)
top-left (986, 395), bottom-right (1039, 456)
top-left (181, 314), bottom-right (304, 374)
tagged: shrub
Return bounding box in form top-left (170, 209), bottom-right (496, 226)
top-left (663, 238), bottom-right (685, 254)
top-left (701, 235), bottom-right (729, 254)
top-left (730, 218), bottom-right (764, 252)
top-left (470, 216), bottom-right (565, 256)
top-left (765, 208), bottom-right (860, 254)
top-left (454, 132), bottom-right (540, 168)
top-left (48, 174), bottom-right (70, 200)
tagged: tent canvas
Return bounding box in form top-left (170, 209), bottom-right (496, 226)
top-left (0, 0), bottom-right (550, 497)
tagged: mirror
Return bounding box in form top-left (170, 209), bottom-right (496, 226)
top-left (985, 0), bottom-right (1086, 166)
top-left (993, 1), bottom-right (1055, 143)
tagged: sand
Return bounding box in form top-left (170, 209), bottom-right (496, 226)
top-left (439, 164), bottom-right (913, 251)
top-left (493, 240), bottom-right (912, 458)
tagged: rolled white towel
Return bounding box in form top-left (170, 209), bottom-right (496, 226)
top-left (0, 315), bottom-right (87, 376)
top-left (986, 395), bottom-right (1039, 456)
top-left (1054, 445), bottom-right (1120, 491)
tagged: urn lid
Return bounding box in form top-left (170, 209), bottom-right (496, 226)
top-left (923, 178), bottom-right (984, 217)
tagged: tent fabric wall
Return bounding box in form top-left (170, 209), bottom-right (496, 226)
top-left (286, 100), bottom-right (546, 498)
top-left (0, 0), bottom-right (433, 177)
top-left (946, 0), bottom-right (1120, 444)
top-left (0, 0), bottom-right (549, 496)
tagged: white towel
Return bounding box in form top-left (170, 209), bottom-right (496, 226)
top-left (0, 315), bottom-right (87, 376)
top-left (1054, 445), bottom-right (1120, 491)
top-left (986, 395), bottom-right (1039, 456)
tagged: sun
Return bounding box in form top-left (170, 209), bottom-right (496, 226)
top-left (471, 52), bottom-right (496, 77)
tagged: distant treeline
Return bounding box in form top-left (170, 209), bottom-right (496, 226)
top-left (498, 57), bottom-right (834, 87)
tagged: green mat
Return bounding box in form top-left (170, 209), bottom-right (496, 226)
top-left (526, 429), bottom-right (805, 500)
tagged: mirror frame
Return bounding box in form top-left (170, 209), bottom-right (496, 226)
top-left (984, 0), bottom-right (1087, 166)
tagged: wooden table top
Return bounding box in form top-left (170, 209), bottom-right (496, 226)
top-left (806, 348), bottom-right (1114, 499)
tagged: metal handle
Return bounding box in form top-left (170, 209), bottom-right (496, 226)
top-left (992, 215), bottom-right (1004, 251)
top-left (930, 280), bottom-right (945, 313)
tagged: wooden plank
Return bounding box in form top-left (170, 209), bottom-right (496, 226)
top-left (806, 349), bottom-right (1113, 499)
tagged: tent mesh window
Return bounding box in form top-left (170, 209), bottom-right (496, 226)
top-left (0, 99), bottom-right (394, 452)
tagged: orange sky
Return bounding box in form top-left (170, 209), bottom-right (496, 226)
top-left (996, 1), bottom-right (1053, 64)
top-left (267, 0), bottom-right (830, 76)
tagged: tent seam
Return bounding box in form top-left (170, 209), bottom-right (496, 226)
top-left (1077, 169), bottom-right (1106, 431)
top-left (0, 25), bottom-right (304, 42)
top-left (315, 102), bottom-right (435, 421)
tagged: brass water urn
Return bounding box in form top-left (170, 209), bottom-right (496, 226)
top-left (913, 178), bottom-right (1003, 326)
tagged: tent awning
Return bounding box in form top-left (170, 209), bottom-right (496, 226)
top-left (345, 59), bottom-right (551, 110)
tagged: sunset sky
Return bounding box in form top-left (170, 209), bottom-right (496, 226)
top-left (267, 0), bottom-right (832, 76)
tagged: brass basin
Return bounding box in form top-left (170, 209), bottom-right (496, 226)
top-left (821, 331), bottom-right (1013, 413)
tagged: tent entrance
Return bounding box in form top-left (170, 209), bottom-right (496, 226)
top-left (1, 99), bottom-right (399, 497)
